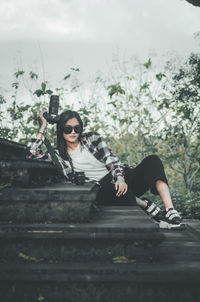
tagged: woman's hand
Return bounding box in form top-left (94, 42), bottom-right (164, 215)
top-left (115, 176), bottom-right (128, 197)
top-left (36, 110), bottom-right (48, 139)
top-left (38, 110), bottom-right (48, 128)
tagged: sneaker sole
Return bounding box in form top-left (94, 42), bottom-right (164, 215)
top-left (151, 218), bottom-right (161, 224)
top-left (159, 221), bottom-right (182, 229)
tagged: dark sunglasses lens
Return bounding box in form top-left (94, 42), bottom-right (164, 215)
top-left (74, 125), bottom-right (81, 133)
top-left (63, 125), bottom-right (81, 134)
top-left (63, 126), bottom-right (72, 134)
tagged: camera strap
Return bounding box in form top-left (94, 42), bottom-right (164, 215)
top-left (43, 137), bottom-right (65, 177)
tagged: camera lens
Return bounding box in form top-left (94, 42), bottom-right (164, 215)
top-left (49, 95), bottom-right (59, 115)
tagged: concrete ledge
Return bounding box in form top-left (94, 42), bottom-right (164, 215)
top-left (0, 183), bottom-right (99, 223)
top-left (1, 262), bottom-right (200, 283)
top-left (0, 182), bottom-right (99, 202)
top-left (0, 262), bottom-right (200, 302)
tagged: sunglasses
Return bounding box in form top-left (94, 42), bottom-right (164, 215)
top-left (63, 125), bottom-right (81, 134)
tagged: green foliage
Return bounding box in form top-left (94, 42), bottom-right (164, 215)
top-left (11, 82), bottom-right (19, 89)
top-left (156, 73), bottom-right (166, 81)
top-left (18, 252), bottom-right (43, 263)
top-left (29, 71), bottom-right (38, 79)
top-left (155, 53), bottom-right (200, 194)
top-left (171, 192), bottom-right (200, 219)
top-left (0, 183), bottom-right (11, 190)
top-left (34, 82), bottom-right (53, 97)
top-left (14, 70), bottom-right (25, 78)
top-left (0, 50), bottom-right (200, 217)
top-left (113, 256), bottom-right (136, 263)
top-left (143, 58), bottom-right (151, 69)
top-left (64, 73), bottom-right (71, 80)
top-left (107, 83), bottom-right (125, 98)
top-left (71, 67), bottom-right (80, 72)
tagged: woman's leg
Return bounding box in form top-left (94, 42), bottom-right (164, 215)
top-left (137, 180), bottom-right (174, 211)
top-left (124, 155), bottom-right (171, 210)
top-left (155, 180), bottom-right (173, 211)
top-left (125, 155), bottom-right (182, 228)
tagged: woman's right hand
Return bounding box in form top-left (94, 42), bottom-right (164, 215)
top-left (37, 110), bottom-right (48, 128)
top-left (36, 110), bottom-right (48, 139)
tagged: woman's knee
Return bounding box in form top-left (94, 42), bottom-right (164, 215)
top-left (145, 154), bottom-right (161, 164)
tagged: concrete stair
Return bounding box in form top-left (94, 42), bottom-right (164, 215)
top-left (1, 138), bottom-right (200, 302)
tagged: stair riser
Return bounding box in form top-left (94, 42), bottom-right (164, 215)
top-left (1, 280), bottom-right (200, 302)
top-left (0, 239), bottom-right (160, 263)
top-left (0, 201), bottom-right (93, 223)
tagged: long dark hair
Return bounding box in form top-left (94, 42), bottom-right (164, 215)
top-left (57, 110), bottom-right (83, 163)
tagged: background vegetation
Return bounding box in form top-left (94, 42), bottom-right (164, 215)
top-left (0, 50), bottom-right (199, 218)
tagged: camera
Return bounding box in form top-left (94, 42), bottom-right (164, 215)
top-left (43, 95), bottom-right (60, 124)
top-left (74, 172), bottom-right (86, 185)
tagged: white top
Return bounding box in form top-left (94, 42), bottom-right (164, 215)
top-left (67, 143), bottom-right (109, 181)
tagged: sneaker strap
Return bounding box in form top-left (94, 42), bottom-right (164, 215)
top-left (146, 203), bottom-right (161, 216)
top-left (165, 208), bottom-right (180, 219)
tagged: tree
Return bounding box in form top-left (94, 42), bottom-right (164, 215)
top-left (154, 53), bottom-right (200, 195)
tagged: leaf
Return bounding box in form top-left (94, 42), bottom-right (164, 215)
top-left (14, 70), bottom-right (25, 78)
top-left (108, 101), bottom-right (117, 108)
top-left (157, 104), bottom-right (163, 110)
top-left (64, 74), bottom-right (71, 80)
top-left (119, 119), bottom-right (127, 125)
top-left (29, 71), bottom-right (38, 80)
top-left (0, 94), bottom-right (6, 104)
top-left (140, 82), bottom-right (150, 91)
top-left (0, 183), bottom-right (11, 190)
top-left (41, 82), bottom-right (46, 92)
top-left (46, 89), bottom-right (53, 95)
top-left (34, 89), bottom-right (44, 97)
top-left (18, 252), bottom-right (43, 263)
top-left (38, 295), bottom-right (45, 301)
top-left (71, 67), bottom-right (80, 72)
top-left (12, 82), bottom-right (19, 89)
top-left (107, 83), bottom-right (126, 98)
top-left (156, 73), bottom-right (166, 81)
top-left (113, 256), bottom-right (136, 263)
top-left (143, 58), bottom-right (151, 69)
top-left (128, 94), bottom-right (133, 100)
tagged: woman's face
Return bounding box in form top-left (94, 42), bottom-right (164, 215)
top-left (63, 118), bottom-right (80, 144)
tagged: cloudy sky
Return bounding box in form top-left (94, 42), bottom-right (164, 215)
top-left (0, 0), bottom-right (200, 93)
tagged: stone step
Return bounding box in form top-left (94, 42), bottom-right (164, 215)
top-left (0, 138), bottom-right (28, 159)
top-left (0, 159), bottom-right (60, 187)
top-left (0, 182), bottom-right (99, 202)
top-left (1, 261), bottom-right (200, 282)
top-left (0, 182), bottom-right (100, 223)
top-left (0, 262), bottom-right (200, 302)
top-left (0, 207), bottom-right (164, 264)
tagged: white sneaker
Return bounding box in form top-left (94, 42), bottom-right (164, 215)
top-left (159, 208), bottom-right (182, 229)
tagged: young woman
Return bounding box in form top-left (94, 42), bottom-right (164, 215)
top-left (28, 109), bottom-right (182, 229)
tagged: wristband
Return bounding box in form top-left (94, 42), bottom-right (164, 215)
top-left (38, 131), bottom-right (44, 135)
top-left (117, 177), bottom-right (125, 183)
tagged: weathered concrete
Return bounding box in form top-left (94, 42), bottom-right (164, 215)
top-left (0, 182), bottom-right (100, 223)
top-left (1, 138), bottom-right (199, 302)
top-left (0, 138), bottom-right (28, 159)
top-left (0, 207), bottom-right (164, 264)
top-left (0, 209), bottom-right (200, 302)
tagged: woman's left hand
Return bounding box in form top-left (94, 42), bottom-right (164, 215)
top-left (115, 176), bottom-right (128, 197)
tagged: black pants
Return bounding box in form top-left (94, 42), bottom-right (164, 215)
top-left (96, 155), bottom-right (168, 205)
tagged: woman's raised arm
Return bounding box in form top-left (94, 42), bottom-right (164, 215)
top-left (36, 110), bottom-right (48, 140)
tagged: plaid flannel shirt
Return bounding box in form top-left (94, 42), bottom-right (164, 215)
top-left (28, 131), bottom-right (125, 182)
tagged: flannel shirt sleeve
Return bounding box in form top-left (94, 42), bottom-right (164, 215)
top-left (92, 132), bottom-right (125, 181)
top-left (27, 136), bottom-right (49, 160)
top-left (27, 136), bottom-right (72, 179)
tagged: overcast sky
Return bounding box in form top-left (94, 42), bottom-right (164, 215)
top-left (0, 0), bottom-right (200, 93)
